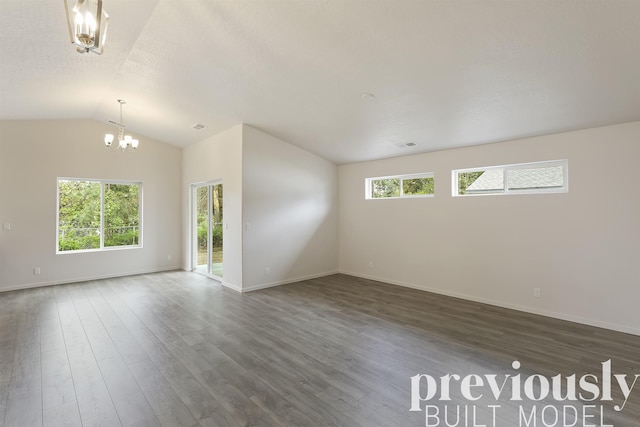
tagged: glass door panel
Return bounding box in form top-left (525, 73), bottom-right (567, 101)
top-left (195, 186), bottom-right (209, 273)
top-left (211, 183), bottom-right (223, 277)
top-left (193, 182), bottom-right (223, 279)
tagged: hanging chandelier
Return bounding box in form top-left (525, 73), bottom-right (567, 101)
top-left (104, 100), bottom-right (140, 152)
top-left (64, 0), bottom-right (109, 55)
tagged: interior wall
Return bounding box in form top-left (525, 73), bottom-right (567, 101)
top-left (242, 125), bottom-right (339, 291)
top-left (0, 119), bottom-right (182, 291)
top-left (182, 125), bottom-right (244, 290)
top-left (338, 121), bottom-right (640, 335)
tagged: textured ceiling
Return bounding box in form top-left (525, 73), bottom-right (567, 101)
top-left (1, 0), bottom-right (639, 164)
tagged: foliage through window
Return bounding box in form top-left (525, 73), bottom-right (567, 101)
top-left (453, 160), bottom-right (568, 196)
top-left (196, 183), bottom-right (223, 273)
top-left (367, 173), bottom-right (434, 199)
top-left (57, 179), bottom-right (141, 252)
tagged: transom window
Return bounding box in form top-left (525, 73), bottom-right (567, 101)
top-left (453, 160), bottom-right (568, 196)
top-left (366, 173), bottom-right (434, 199)
top-left (57, 178), bottom-right (142, 252)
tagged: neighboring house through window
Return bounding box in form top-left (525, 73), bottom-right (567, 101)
top-left (453, 160), bottom-right (568, 196)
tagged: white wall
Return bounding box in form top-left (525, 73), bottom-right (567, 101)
top-left (182, 125), bottom-right (244, 290)
top-left (0, 120), bottom-right (182, 291)
top-left (242, 125), bottom-right (339, 291)
top-left (339, 121), bottom-right (640, 335)
top-left (4, 118), bottom-right (637, 335)
top-left (1, 121), bottom-right (338, 294)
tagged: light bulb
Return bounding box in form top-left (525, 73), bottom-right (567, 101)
top-left (86, 11), bottom-right (95, 33)
top-left (131, 139), bottom-right (139, 149)
top-left (104, 134), bottom-right (114, 146)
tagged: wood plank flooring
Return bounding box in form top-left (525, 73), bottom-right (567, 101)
top-left (0, 272), bottom-right (638, 426)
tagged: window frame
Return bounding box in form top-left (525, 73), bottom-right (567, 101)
top-left (56, 177), bottom-right (143, 254)
top-left (452, 160), bottom-right (568, 197)
top-left (365, 172), bottom-right (435, 200)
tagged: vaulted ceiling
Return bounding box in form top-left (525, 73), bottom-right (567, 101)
top-left (1, 0), bottom-right (639, 164)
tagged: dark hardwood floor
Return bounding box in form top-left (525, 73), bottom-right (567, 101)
top-left (0, 272), bottom-right (638, 427)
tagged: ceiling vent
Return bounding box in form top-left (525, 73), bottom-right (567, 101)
top-left (394, 141), bottom-right (417, 148)
top-left (192, 123), bottom-right (205, 130)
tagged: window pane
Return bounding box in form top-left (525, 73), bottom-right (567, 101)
top-left (58, 180), bottom-right (101, 251)
top-left (196, 186), bottom-right (209, 271)
top-left (507, 165), bottom-right (564, 190)
top-left (104, 183), bottom-right (140, 247)
top-left (371, 178), bottom-right (400, 198)
top-left (454, 160), bottom-right (567, 196)
top-left (211, 183), bottom-right (223, 277)
top-left (403, 177), bottom-right (434, 196)
top-left (458, 170), bottom-right (504, 195)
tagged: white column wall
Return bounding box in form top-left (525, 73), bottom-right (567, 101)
top-left (241, 125), bottom-right (339, 291)
top-left (181, 125), bottom-right (244, 290)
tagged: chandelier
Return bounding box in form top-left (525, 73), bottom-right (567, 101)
top-left (104, 100), bottom-right (140, 152)
top-left (64, 0), bottom-right (109, 55)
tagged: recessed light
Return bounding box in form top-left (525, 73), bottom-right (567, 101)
top-left (361, 92), bottom-right (376, 102)
top-left (406, 142), bottom-right (416, 147)
top-left (192, 123), bottom-right (205, 130)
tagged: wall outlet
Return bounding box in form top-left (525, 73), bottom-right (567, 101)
top-left (34, 267), bottom-right (41, 275)
top-left (534, 288), bottom-right (541, 298)
top-left (265, 267), bottom-right (270, 276)
top-left (167, 254), bottom-right (172, 261)
top-left (3, 223), bottom-right (10, 231)
top-left (368, 260), bottom-right (374, 268)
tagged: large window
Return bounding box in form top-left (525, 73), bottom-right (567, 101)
top-left (366, 173), bottom-right (434, 199)
top-left (453, 160), bottom-right (568, 196)
top-left (57, 178), bottom-right (142, 252)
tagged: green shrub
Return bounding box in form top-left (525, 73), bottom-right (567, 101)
top-left (105, 230), bottom-right (138, 247)
top-left (58, 235), bottom-right (100, 251)
top-left (198, 223), bottom-right (223, 249)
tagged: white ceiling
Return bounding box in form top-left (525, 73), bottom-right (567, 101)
top-left (1, 0), bottom-right (639, 164)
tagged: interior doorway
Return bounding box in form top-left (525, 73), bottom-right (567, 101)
top-left (193, 181), bottom-right (223, 279)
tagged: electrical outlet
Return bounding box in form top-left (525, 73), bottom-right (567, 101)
top-left (167, 254), bottom-right (172, 261)
top-left (34, 267), bottom-right (41, 275)
top-left (534, 288), bottom-right (541, 298)
top-left (3, 223), bottom-right (10, 231)
top-left (368, 260), bottom-right (374, 268)
top-left (265, 267), bottom-right (270, 276)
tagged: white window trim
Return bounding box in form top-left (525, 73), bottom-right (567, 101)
top-left (56, 177), bottom-right (143, 254)
top-left (452, 160), bottom-right (568, 197)
top-left (365, 172), bottom-right (435, 199)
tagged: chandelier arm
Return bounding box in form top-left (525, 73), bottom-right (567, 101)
top-left (104, 99), bottom-right (139, 152)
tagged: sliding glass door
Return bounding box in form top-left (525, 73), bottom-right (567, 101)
top-left (193, 182), bottom-right (223, 278)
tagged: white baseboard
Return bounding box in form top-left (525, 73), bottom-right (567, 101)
top-left (339, 270), bottom-right (640, 337)
top-left (222, 280), bottom-right (242, 292)
top-left (242, 270), bottom-right (339, 293)
top-left (0, 266), bottom-right (183, 293)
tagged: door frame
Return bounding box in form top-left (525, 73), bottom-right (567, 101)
top-left (190, 179), bottom-right (223, 280)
